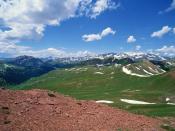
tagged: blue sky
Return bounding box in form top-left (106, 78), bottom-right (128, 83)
top-left (0, 0), bottom-right (175, 57)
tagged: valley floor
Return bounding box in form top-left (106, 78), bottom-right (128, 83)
top-left (13, 66), bottom-right (175, 117)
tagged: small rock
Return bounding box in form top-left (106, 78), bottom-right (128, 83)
top-left (2, 106), bottom-right (9, 110)
top-left (0, 87), bottom-right (6, 90)
top-left (48, 92), bottom-right (56, 97)
top-left (65, 113), bottom-right (71, 117)
top-left (4, 120), bottom-right (11, 124)
top-left (76, 102), bottom-right (82, 105)
top-left (1, 106), bottom-right (10, 114)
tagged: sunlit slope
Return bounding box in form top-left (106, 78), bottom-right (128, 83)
top-left (13, 65), bottom-right (175, 117)
top-left (122, 60), bottom-right (165, 77)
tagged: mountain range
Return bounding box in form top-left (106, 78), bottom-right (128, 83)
top-left (0, 53), bottom-right (174, 86)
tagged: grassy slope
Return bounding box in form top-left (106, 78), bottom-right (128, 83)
top-left (13, 66), bottom-right (175, 117)
top-left (126, 60), bottom-right (165, 75)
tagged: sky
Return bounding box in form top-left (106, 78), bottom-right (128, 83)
top-left (0, 0), bottom-right (175, 58)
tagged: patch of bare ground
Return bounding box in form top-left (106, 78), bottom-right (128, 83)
top-left (160, 117), bottom-right (175, 130)
top-left (0, 89), bottom-right (163, 131)
top-left (168, 70), bottom-right (175, 79)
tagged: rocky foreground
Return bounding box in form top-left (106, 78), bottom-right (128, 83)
top-left (0, 89), bottom-right (163, 131)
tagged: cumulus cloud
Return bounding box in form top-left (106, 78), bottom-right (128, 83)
top-left (90, 0), bottom-right (119, 18)
top-left (0, 0), bottom-right (118, 42)
top-left (159, 0), bottom-right (175, 14)
top-left (127, 35), bottom-right (136, 43)
top-left (0, 42), bottom-right (96, 58)
top-left (82, 34), bottom-right (101, 42)
top-left (0, 0), bottom-right (80, 41)
top-left (151, 26), bottom-right (171, 38)
top-left (0, 0), bottom-right (118, 57)
top-left (155, 45), bottom-right (175, 56)
top-left (173, 27), bottom-right (175, 34)
top-left (164, 0), bottom-right (175, 12)
top-left (101, 27), bottom-right (116, 37)
top-left (82, 27), bottom-right (116, 42)
top-left (135, 45), bottom-right (141, 51)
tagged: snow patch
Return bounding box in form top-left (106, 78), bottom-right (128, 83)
top-left (166, 97), bottom-right (170, 102)
top-left (167, 103), bottom-right (175, 105)
top-left (122, 89), bottom-right (140, 92)
top-left (96, 100), bottom-right (114, 104)
top-left (110, 72), bottom-right (114, 75)
top-left (122, 64), bottom-right (166, 77)
top-left (4, 64), bottom-right (11, 68)
top-left (122, 66), bottom-right (131, 74)
top-left (135, 67), bottom-right (140, 70)
top-left (127, 64), bottom-right (131, 67)
top-left (94, 72), bottom-right (104, 75)
top-left (148, 67), bottom-right (159, 73)
top-left (167, 62), bottom-right (173, 65)
top-left (120, 99), bottom-right (156, 104)
top-left (96, 64), bottom-right (104, 67)
top-left (143, 69), bottom-right (154, 75)
top-left (68, 68), bottom-right (76, 71)
top-left (148, 67), bottom-right (154, 71)
top-left (122, 66), bottom-right (149, 77)
top-left (160, 69), bottom-right (166, 73)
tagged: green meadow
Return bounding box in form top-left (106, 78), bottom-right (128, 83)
top-left (13, 66), bottom-right (175, 117)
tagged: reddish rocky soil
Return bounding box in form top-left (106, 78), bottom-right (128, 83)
top-left (0, 89), bottom-right (163, 131)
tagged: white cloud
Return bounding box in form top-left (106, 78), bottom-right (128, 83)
top-left (165, 0), bottom-right (175, 12)
top-left (82, 34), bottom-right (101, 42)
top-left (155, 45), bottom-right (175, 56)
top-left (156, 45), bottom-right (175, 53)
top-left (0, 0), bottom-right (118, 42)
top-left (159, 0), bottom-right (175, 14)
top-left (127, 35), bottom-right (136, 43)
top-left (101, 27), bottom-right (116, 37)
top-left (0, 0), bottom-right (81, 41)
top-left (82, 27), bottom-right (116, 42)
top-left (0, 0), bottom-right (118, 57)
top-left (0, 42), bottom-right (96, 58)
top-left (151, 26), bottom-right (171, 38)
top-left (135, 45), bottom-right (141, 51)
top-left (90, 0), bottom-right (119, 18)
top-left (173, 27), bottom-right (175, 34)
top-left (0, 42), bottom-right (30, 55)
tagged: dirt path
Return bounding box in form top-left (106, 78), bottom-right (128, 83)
top-left (0, 89), bottom-right (163, 131)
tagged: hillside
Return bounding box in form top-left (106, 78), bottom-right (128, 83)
top-left (0, 89), bottom-right (164, 131)
top-left (14, 65), bottom-right (175, 117)
top-left (0, 54), bottom-right (174, 86)
top-left (0, 56), bottom-right (54, 86)
top-left (122, 60), bottom-right (166, 77)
